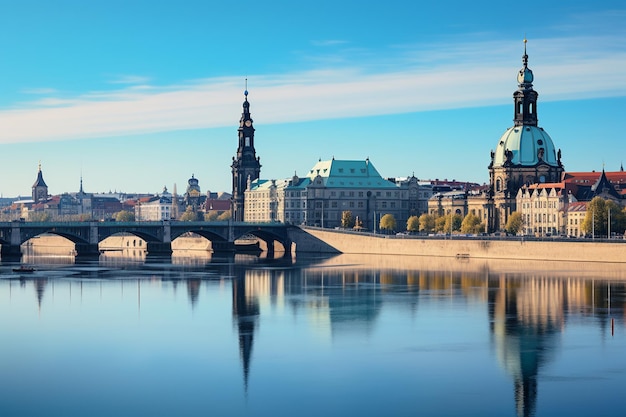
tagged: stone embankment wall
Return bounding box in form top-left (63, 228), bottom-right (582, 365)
top-left (296, 227), bottom-right (626, 264)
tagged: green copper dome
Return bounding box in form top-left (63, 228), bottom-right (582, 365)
top-left (493, 126), bottom-right (559, 167)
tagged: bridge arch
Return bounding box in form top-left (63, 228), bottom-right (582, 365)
top-left (234, 227), bottom-right (292, 256)
top-left (18, 227), bottom-right (89, 246)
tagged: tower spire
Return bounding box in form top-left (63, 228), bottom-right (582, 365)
top-left (513, 38), bottom-right (538, 127)
top-left (231, 84), bottom-right (261, 221)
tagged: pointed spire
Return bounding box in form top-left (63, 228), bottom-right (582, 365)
top-left (517, 37), bottom-right (534, 87)
top-left (513, 38), bottom-right (538, 127)
top-left (240, 79), bottom-right (252, 125)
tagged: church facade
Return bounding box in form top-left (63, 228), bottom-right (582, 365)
top-left (486, 40), bottom-right (564, 231)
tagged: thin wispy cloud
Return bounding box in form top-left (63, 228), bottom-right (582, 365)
top-left (0, 34), bottom-right (624, 145)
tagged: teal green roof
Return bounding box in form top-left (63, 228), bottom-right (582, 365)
top-left (305, 159), bottom-right (396, 188)
top-left (494, 126), bottom-right (558, 167)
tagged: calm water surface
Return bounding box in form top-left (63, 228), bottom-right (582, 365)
top-left (1, 252), bottom-right (626, 417)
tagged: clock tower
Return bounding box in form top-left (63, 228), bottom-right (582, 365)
top-left (231, 88), bottom-right (261, 221)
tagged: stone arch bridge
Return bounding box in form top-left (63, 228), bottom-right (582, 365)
top-left (0, 220), bottom-right (303, 258)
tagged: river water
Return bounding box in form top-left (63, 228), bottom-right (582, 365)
top-left (1, 251), bottom-right (626, 417)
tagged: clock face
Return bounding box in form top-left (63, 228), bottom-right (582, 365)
top-left (245, 120), bottom-right (252, 127)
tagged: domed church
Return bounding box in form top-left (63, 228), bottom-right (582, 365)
top-left (487, 40), bottom-right (564, 231)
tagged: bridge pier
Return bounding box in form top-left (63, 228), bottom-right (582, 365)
top-left (75, 243), bottom-right (100, 258)
top-left (1, 244), bottom-right (22, 260)
top-left (146, 242), bottom-right (173, 255)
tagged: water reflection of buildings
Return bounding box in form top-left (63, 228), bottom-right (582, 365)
top-left (230, 258), bottom-right (626, 417)
top-left (7, 254), bottom-right (626, 417)
top-left (489, 277), bottom-right (562, 417)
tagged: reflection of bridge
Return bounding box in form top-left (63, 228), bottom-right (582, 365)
top-left (0, 221), bottom-right (298, 258)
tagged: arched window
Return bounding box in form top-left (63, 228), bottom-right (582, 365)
top-left (496, 179), bottom-right (501, 192)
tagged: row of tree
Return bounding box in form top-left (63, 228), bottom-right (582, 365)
top-left (342, 200), bottom-right (623, 237)
top-left (410, 212), bottom-right (485, 234)
top-left (340, 210), bottom-right (486, 234)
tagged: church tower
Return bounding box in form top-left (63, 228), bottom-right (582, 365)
top-left (231, 88), bottom-right (261, 221)
top-left (487, 40), bottom-right (564, 232)
top-left (32, 162), bottom-right (49, 203)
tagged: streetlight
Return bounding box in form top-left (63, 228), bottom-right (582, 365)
top-left (592, 208), bottom-right (595, 240)
top-left (606, 207), bottom-right (611, 239)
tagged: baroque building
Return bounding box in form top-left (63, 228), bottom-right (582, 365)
top-left (245, 158), bottom-right (411, 230)
top-left (231, 89), bottom-right (261, 221)
top-left (487, 40), bottom-right (564, 231)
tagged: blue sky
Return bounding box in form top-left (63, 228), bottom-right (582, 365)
top-left (0, 1), bottom-right (625, 198)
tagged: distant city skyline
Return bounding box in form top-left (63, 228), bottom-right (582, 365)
top-left (0, 1), bottom-right (625, 197)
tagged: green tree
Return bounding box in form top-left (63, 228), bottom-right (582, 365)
top-left (114, 210), bottom-right (135, 222)
top-left (461, 213), bottom-right (484, 234)
top-left (28, 211), bottom-right (51, 222)
top-left (341, 211), bottom-right (355, 228)
top-left (179, 206), bottom-right (198, 221)
top-left (443, 214), bottom-right (463, 233)
top-left (434, 216), bottom-right (447, 233)
top-left (204, 211), bottom-right (219, 221)
top-left (504, 211), bottom-right (523, 235)
top-left (217, 210), bottom-right (232, 221)
top-left (379, 213), bottom-right (397, 233)
top-left (419, 213), bottom-right (435, 233)
top-left (617, 207), bottom-right (626, 236)
top-left (406, 215), bottom-right (419, 232)
top-left (582, 197), bottom-right (624, 237)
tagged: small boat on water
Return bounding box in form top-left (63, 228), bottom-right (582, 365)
top-left (12, 266), bottom-right (35, 273)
